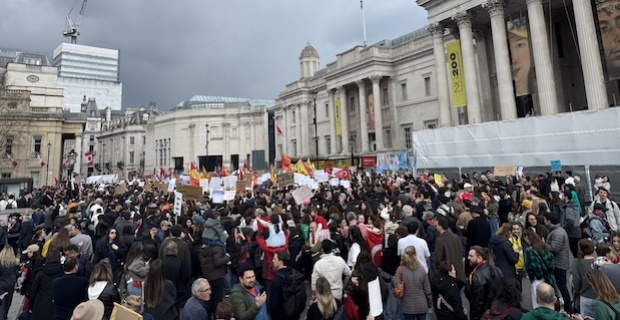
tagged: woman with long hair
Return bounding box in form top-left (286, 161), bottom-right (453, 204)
top-left (143, 259), bottom-right (178, 320)
top-left (430, 260), bottom-right (466, 320)
top-left (490, 223), bottom-right (520, 279)
top-left (29, 249), bottom-right (63, 320)
top-left (574, 269), bottom-right (620, 320)
top-left (399, 246), bottom-right (432, 320)
top-left (481, 278), bottom-right (524, 320)
top-left (347, 225), bottom-right (370, 268)
top-left (306, 277), bottom-right (339, 320)
top-left (0, 245), bottom-right (19, 320)
top-left (87, 261), bottom-right (120, 320)
top-left (94, 227), bottom-right (126, 284)
top-left (610, 233), bottom-right (620, 264)
top-left (522, 229), bottom-right (555, 309)
top-left (571, 239), bottom-right (597, 318)
top-left (124, 242), bottom-right (149, 297)
top-left (524, 212), bottom-right (548, 240)
top-left (49, 228), bottom-right (71, 255)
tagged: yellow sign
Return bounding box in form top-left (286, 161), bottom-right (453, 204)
top-left (434, 174), bottom-right (443, 187)
top-left (493, 166), bottom-right (516, 177)
top-left (335, 98), bottom-right (342, 135)
top-left (446, 40), bottom-right (467, 108)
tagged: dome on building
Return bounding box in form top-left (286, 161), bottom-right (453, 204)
top-left (299, 43), bottom-right (319, 59)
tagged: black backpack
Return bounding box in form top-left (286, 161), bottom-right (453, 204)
top-left (6, 200), bottom-right (15, 210)
top-left (278, 269), bottom-right (307, 318)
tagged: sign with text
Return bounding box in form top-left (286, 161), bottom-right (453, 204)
top-left (176, 185), bottom-right (203, 201)
top-left (291, 186), bottom-right (314, 205)
top-left (493, 166), bottom-right (516, 177)
top-left (173, 191), bottom-right (183, 216)
top-left (361, 156), bottom-right (377, 168)
top-left (446, 40), bottom-right (467, 108)
top-left (236, 180), bottom-right (247, 192)
top-left (277, 172), bottom-right (294, 187)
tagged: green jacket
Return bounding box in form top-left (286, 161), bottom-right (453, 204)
top-left (521, 307), bottom-right (565, 320)
top-left (594, 300), bottom-right (620, 320)
top-left (229, 283), bottom-right (267, 320)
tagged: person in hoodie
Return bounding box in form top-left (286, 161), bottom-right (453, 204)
top-left (559, 190), bottom-right (581, 258)
top-left (86, 261), bottom-right (120, 320)
top-left (30, 249), bottom-right (64, 320)
top-left (51, 257), bottom-right (88, 320)
top-left (490, 223), bottom-right (520, 279)
top-left (202, 210), bottom-right (228, 254)
top-left (430, 260), bottom-right (467, 320)
top-left (522, 282), bottom-right (567, 320)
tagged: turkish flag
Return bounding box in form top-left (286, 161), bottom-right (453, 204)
top-left (366, 230), bottom-right (384, 267)
top-left (334, 169), bottom-right (350, 180)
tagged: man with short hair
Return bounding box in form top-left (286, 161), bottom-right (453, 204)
top-left (590, 187), bottom-right (620, 232)
top-left (311, 239), bottom-right (352, 301)
top-left (68, 224), bottom-right (93, 259)
top-left (230, 266), bottom-right (268, 320)
top-left (182, 278), bottom-right (211, 320)
top-left (435, 216), bottom-right (465, 281)
top-left (522, 283), bottom-right (564, 320)
top-left (64, 244), bottom-right (88, 278)
top-left (465, 245), bottom-right (502, 320)
top-left (52, 256), bottom-right (88, 320)
top-left (269, 249), bottom-right (305, 320)
top-left (544, 211), bottom-right (572, 313)
top-left (397, 221), bottom-right (431, 273)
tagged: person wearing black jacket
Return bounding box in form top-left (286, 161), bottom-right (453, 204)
top-left (30, 249), bottom-right (64, 320)
top-left (20, 244), bottom-right (44, 305)
top-left (431, 260), bottom-right (467, 320)
top-left (162, 241), bottom-right (189, 309)
top-left (199, 240), bottom-right (230, 313)
top-left (52, 257), bottom-right (88, 320)
top-left (93, 228), bottom-right (126, 285)
top-left (269, 250), bottom-right (305, 320)
top-left (490, 223), bottom-right (520, 279)
top-left (465, 246), bottom-right (503, 320)
top-left (464, 205), bottom-right (491, 251)
top-left (86, 261), bottom-right (120, 320)
top-left (18, 214), bottom-right (35, 253)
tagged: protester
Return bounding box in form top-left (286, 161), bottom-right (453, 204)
top-left (143, 259), bottom-right (178, 320)
top-left (87, 261), bottom-right (120, 320)
top-left (52, 257), bottom-right (88, 320)
top-left (182, 278), bottom-right (211, 320)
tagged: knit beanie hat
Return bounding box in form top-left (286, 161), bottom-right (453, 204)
top-left (70, 299), bottom-right (104, 320)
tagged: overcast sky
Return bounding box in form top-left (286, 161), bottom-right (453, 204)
top-left (2, 1), bottom-right (428, 110)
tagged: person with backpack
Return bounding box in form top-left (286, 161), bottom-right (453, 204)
top-left (590, 187), bottom-right (620, 233)
top-left (588, 204), bottom-right (612, 245)
top-left (465, 245), bottom-right (503, 320)
top-left (268, 249), bottom-right (306, 320)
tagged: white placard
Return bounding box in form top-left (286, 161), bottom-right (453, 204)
top-left (223, 190), bottom-right (236, 201)
top-left (138, 181), bottom-right (145, 187)
top-left (212, 190), bottom-right (225, 204)
top-left (311, 182), bottom-right (320, 190)
top-left (294, 173), bottom-right (305, 185)
top-left (200, 179), bottom-right (210, 194)
top-left (167, 179), bottom-right (176, 193)
top-left (329, 178), bottom-right (340, 186)
top-left (314, 170), bottom-right (328, 183)
top-left (209, 178), bottom-right (222, 192)
top-left (368, 278), bottom-right (384, 316)
top-left (291, 186), bottom-right (314, 205)
top-left (173, 191), bottom-right (183, 216)
top-left (222, 176), bottom-right (237, 191)
top-left (340, 180), bottom-right (351, 188)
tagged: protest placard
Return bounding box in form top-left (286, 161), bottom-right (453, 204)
top-left (277, 172), bottom-right (294, 187)
top-left (173, 192), bottom-right (183, 216)
top-left (291, 186), bottom-right (314, 204)
top-left (493, 166), bottom-right (516, 177)
top-left (236, 180), bottom-right (247, 192)
top-left (176, 185), bottom-right (203, 201)
top-left (212, 190), bottom-right (225, 204)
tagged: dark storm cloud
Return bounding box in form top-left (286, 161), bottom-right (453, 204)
top-left (2, 0), bottom-right (428, 110)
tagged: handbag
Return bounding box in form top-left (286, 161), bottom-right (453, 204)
top-left (393, 266), bottom-right (404, 299)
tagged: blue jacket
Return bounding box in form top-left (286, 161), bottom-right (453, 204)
top-left (181, 296), bottom-right (209, 320)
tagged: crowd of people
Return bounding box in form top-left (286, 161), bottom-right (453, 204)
top-left (0, 169), bottom-right (618, 320)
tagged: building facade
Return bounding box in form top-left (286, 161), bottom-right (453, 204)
top-left (145, 96), bottom-right (274, 174)
top-left (275, 0), bottom-right (616, 162)
top-left (53, 43), bottom-right (122, 112)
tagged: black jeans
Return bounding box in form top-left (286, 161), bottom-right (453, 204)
top-left (569, 237), bottom-right (580, 258)
top-left (209, 277), bottom-right (226, 314)
top-left (554, 268), bottom-right (572, 313)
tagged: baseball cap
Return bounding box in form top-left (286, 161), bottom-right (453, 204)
top-left (464, 183), bottom-right (473, 189)
top-left (594, 203), bottom-right (609, 212)
top-left (160, 220), bottom-right (171, 228)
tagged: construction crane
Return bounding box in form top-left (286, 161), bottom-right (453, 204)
top-left (62, 0), bottom-right (88, 44)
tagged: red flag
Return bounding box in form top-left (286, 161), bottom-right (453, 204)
top-left (190, 162), bottom-right (197, 172)
top-left (276, 125), bottom-right (283, 136)
top-left (54, 177), bottom-right (59, 186)
top-left (334, 169), bottom-right (350, 180)
top-left (238, 167), bottom-right (244, 181)
top-left (366, 230), bottom-right (384, 267)
top-left (37, 153), bottom-right (46, 167)
top-left (84, 151), bottom-right (93, 166)
top-left (222, 166), bottom-right (230, 177)
top-left (281, 154), bottom-right (291, 169)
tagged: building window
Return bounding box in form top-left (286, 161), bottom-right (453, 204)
top-left (89, 135), bottom-right (95, 141)
top-left (403, 125), bottom-right (413, 149)
top-left (349, 97), bottom-right (355, 113)
top-left (325, 135), bottom-right (331, 155)
top-left (130, 137), bottom-right (135, 145)
top-left (7, 102), bottom-right (17, 109)
top-left (424, 119), bottom-right (438, 129)
top-left (292, 110), bottom-right (296, 124)
top-left (33, 136), bottom-right (42, 155)
top-left (30, 172), bottom-right (40, 188)
top-left (1, 173), bottom-right (11, 179)
top-left (382, 88), bottom-right (389, 105)
top-left (91, 110), bottom-right (97, 117)
top-left (292, 140), bottom-right (297, 158)
top-left (386, 129), bottom-right (392, 148)
top-left (425, 77), bottom-right (432, 96)
top-left (142, 136), bottom-right (146, 145)
top-left (325, 103), bottom-right (329, 118)
top-left (5, 135), bottom-right (14, 155)
top-left (401, 83), bottom-right (407, 101)
top-left (129, 151), bottom-right (134, 164)
top-left (89, 145), bottom-right (94, 152)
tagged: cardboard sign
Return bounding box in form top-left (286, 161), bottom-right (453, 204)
top-left (114, 184), bottom-right (126, 195)
top-left (277, 172), bottom-right (294, 187)
top-left (493, 166), bottom-right (516, 177)
top-left (329, 178), bottom-right (340, 186)
top-left (176, 184), bottom-right (203, 201)
top-left (222, 176), bottom-right (237, 191)
top-left (223, 190), bottom-right (236, 201)
top-left (550, 160), bottom-right (562, 172)
top-left (291, 186), bottom-right (314, 204)
top-left (236, 180), bottom-right (247, 192)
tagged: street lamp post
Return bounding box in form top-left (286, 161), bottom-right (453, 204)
top-left (45, 142), bottom-right (51, 186)
top-left (311, 91), bottom-right (318, 159)
top-left (67, 149), bottom-right (77, 181)
top-left (349, 136), bottom-right (356, 167)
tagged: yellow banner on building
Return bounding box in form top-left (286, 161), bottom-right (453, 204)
top-left (335, 98), bottom-right (342, 135)
top-left (446, 40), bottom-right (467, 108)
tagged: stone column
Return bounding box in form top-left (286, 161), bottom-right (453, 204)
top-left (282, 107), bottom-right (288, 156)
top-left (301, 101), bottom-right (310, 157)
top-left (356, 80), bottom-right (370, 153)
top-left (239, 118), bottom-right (247, 161)
top-left (339, 87), bottom-right (350, 155)
top-left (453, 11), bottom-right (483, 124)
top-left (370, 75), bottom-right (384, 151)
top-left (483, 0), bottom-right (517, 120)
top-left (427, 23), bottom-right (452, 127)
top-left (296, 104), bottom-right (302, 157)
top-left (388, 79), bottom-right (400, 149)
top-left (574, 0), bottom-right (609, 109)
top-left (74, 136), bottom-right (82, 177)
top-left (249, 121), bottom-right (255, 160)
top-left (329, 90), bottom-right (337, 155)
top-left (526, 0), bottom-right (559, 115)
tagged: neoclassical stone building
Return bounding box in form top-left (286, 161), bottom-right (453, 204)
top-left (275, 0), bottom-right (616, 162)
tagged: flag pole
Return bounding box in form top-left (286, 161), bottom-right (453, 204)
top-left (360, 0), bottom-right (367, 46)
